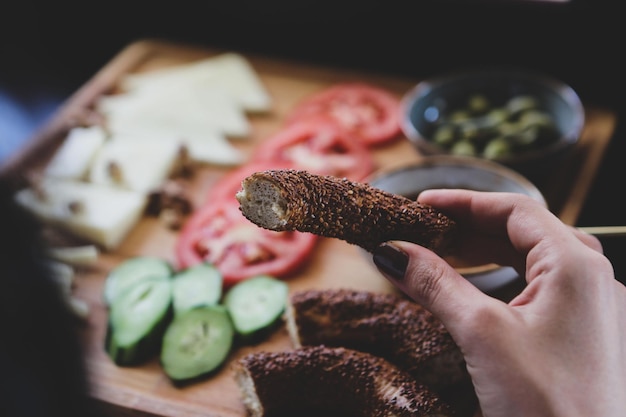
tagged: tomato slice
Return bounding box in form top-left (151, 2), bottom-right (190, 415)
top-left (286, 83), bottom-right (402, 146)
top-left (251, 118), bottom-right (375, 181)
top-left (207, 159), bottom-right (295, 206)
top-left (176, 160), bottom-right (318, 287)
top-left (176, 199), bottom-right (317, 287)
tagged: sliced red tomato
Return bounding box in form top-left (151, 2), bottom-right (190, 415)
top-left (175, 198), bottom-right (318, 287)
top-left (176, 160), bottom-right (318, 287)
top-left (286, 83), bottom-right (402, 146)
top-left (251, 118), bottom-right (375, 181)
top-left (206, 159), bottom-right (295, 206)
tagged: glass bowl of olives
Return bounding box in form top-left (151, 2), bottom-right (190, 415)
top-left (400, 68), bottom-right (585, 179)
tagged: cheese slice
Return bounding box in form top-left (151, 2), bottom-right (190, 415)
top-left (106, 125), bottom-right (245, 167)
top-left (98, 83), bottom-right (250, 139)
top-left (88, 134), bottom-right (182, 194)
top-left (120, 52), bottom-right (273, 113)
top-left (44, 125), bottom-right (108, 180)
top-left (14, 179), bottom-right (147, 250)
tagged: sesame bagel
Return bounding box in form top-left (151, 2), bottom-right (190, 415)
top-left (233, 345), bottom-right (454, 417)
top-left (285, 288), bottom-right (467, 391)
top-left (235, 169), bottom-right (457, 254)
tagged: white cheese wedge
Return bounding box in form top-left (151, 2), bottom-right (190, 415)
top-left (106, 125), bottom-right (245, 166)
top-left (88, 134), bottom-right (182, 194)
top-left (14, 179), bottom-right (147, 250)
top-left (180, 133), bottom-right (245, 166)
top-left (120, 52), bottom-right (273, 113)
top-left (44, 125), bottom-right (108, 180)
top-left (48, 245), bottom-right (99, 266)
top-left (98, 83), bottom-right (250, 139)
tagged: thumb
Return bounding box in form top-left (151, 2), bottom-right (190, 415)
top-left (372, 241), bottom-right (490, 326)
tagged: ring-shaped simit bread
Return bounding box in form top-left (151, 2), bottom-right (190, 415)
top-left (235, 169), bottom-right (457, 254)
top-left (284, 288), bottom-right (468, 391)
top-left (233, 345), bottom-right (454, 417)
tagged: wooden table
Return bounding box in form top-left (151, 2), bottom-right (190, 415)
top-left (1, 39), bottom-right (617, 417)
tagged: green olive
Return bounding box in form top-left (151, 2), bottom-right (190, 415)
top-left (497, 121), bottom-right (520, 137)
top-left (447, 110), bottom-right (472, 124)
top-left (458, 121), bottom-right (482, 142)
top-left (483, 137), bottom-right (513, 159)
top-left (432, 124), bottom-right (457, 147)
top-left (429, 91), bottom-right (556, 160)
top-left (483, 108), bottom-right (510, 128)
top-left (450, 140), bottom-right (476, 157)
top-left (506, 95), bottom-right (539, 115)
top-left (467, 94), bottom-right (490, 114)
top-left (518, 110), bottom-right (555, 130)
top-left (510, 126), bottom-right (540, 147)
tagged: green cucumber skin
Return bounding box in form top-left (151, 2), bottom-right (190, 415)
top-left (105, 277), bottom-right (173, 366)
top-left (103, 260), bottom-right (288, 378)
top-left (171, 262), bottom-right (223, 317)
top-left (223, 275), bottom-right (288, 341)
top-left (160, 305), bottom-right (234, 383)
top-left (105, 310), bottom-right (172, 366)
top-left (104, 256), bottom-right (173, 306)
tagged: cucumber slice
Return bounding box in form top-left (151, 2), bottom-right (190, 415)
top-left (104, 256), bottom-right (173, 306)
top-left (105, 275), bottom-right (173, 366)
top-left (223, 275), bottom-right (288, 339)
top-left (161, 305), bottom-right (234, 382)
top-left (171, 263), bottom-right (223, 317)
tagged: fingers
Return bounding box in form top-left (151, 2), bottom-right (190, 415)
top-left (569, 226), bottom-right (604, 253)
top-left (419, 189), bottom-right (605, 261)
top-left (373, 240), bottom-right (494, 326)
top-left (417, 189), bottom-right (579, 261)
top-left (374, 189), bottom-right (608, 325)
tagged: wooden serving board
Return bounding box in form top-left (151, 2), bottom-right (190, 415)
top-left (2, 39), bottom-right (617, 417)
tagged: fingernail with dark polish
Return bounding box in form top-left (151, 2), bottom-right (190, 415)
top-left (372, 242), bottom-right (408, 281)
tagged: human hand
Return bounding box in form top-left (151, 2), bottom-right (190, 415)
top-left (372, 190), bottom-right (626, 417)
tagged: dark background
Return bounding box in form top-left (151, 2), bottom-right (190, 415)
top-left (1, 0), bottom-right (625, 279)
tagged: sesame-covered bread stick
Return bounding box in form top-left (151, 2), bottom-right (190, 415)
top-left (235, 169), bottom-right (457, 254)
